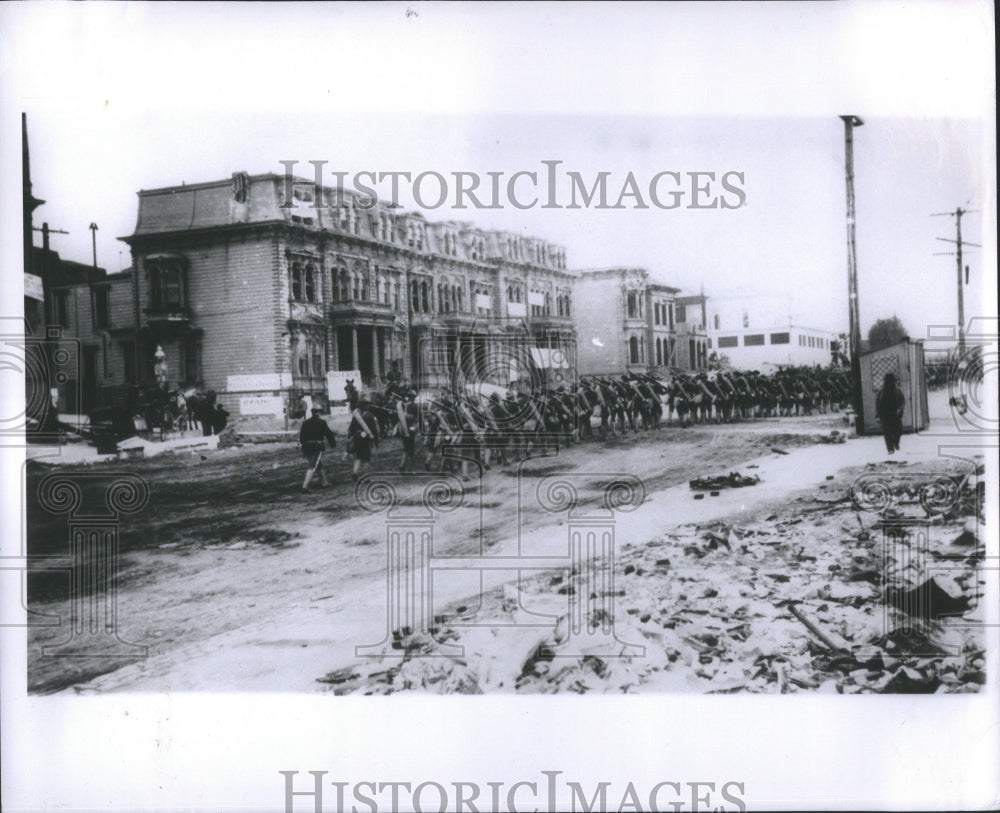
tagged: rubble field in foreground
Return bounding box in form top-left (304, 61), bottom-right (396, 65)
top-left (320, 458), bottom-right (987, 695)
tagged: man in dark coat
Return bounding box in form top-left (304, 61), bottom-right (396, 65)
top-left (299, 407), bottom-right (337, 490)
top-left (348, 396), bottom-right (380, 479)
top-left (395, 389), bottom-right (420, 472)
top-left (212, 403), bottom-right (230, 435)
top-left (875, 372), bottom-right (905, 454)
top-left (198, 395), bottom-right (216, 437)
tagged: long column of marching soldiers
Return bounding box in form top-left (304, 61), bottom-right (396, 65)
top-left (345, 367), bottom-right (852, 480)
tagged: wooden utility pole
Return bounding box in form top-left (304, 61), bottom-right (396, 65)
top-left (955, 210), bottom-right (965, 356)
top-left (933, 207), bottom-right (980, 357)
top-left (33, 222), bottom-right (70, 325)
top-left (840, 115), bottom-right (864, 428)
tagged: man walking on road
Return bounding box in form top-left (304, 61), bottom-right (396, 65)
top-left (396, 389), bottom-right (419, 472)
top-left (875, 372), bottom-right (905, 454)
top-left (299, 407), bottom-right (337, 490)
top-left (348, 396), bottom-right (380, 480)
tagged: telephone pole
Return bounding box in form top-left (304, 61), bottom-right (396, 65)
top-left (840, 115), bottom-right (864, 427)
top-left (33, 222), bottom-right (70, 325)
top-left (933, 207), bottom-right (980, 357)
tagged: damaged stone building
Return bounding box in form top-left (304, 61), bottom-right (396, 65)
top-left (122, 172), bottom-right (577, 413)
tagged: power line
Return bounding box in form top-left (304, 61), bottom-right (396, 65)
top-left (931, 207), bottom-right (979, 354)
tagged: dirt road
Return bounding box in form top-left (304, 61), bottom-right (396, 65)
top-left (25, 404), bottom-right (986, 695)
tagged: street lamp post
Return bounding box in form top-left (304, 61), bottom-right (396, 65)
top-left (89, 222), bottom-right (98, 268)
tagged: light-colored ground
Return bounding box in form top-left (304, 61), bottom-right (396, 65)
top-left (24, 391), bottom-right (989, 694)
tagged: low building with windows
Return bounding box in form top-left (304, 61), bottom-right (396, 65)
top-left (574, 268), bottom-right (684, 375)
top-left (702, 292), bottom-right (839, 370)
top-left (30, 242), bottom-right (135, 414)
top-left (122, 172), bottom-right (576, 416)
top-left (709, 325), bottom-right (839, 370)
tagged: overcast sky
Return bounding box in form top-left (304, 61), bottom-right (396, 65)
top-left (5, 2), bottom-right (995, 343)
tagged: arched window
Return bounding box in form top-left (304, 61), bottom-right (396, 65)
top-left (629, 336), bottom-right (640, 365)
top-left (290, 262), bottom-right (303, 301)
top-left (656, 339), bottom-right (663, 366)
top-left (421, 280), bottom-right (429, 312)
top-left (352, 273), bottom-right (360, 301)
top-left (544, 292), bottom-right (551, 316)
top-left (339, 269), bottom-right (350, 301)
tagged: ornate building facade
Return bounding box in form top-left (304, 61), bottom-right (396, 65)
top-left (122, 173), bottom-right (576, 413)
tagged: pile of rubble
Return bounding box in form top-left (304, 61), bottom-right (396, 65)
top-left (319, 462), bottom-right (985, 695)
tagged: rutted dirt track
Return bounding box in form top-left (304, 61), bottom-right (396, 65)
top-left (24, 405), bottom-right (986, 695)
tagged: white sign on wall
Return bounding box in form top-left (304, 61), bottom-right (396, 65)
top-left (327, 370), bottom-right (362, 401)
top-left (227, 373), bottom-right (291, 392)
top-left (239, 395), bottom-right (284, 416)
top-left (475, 293), bottom-right (492, 311)
top-left (507, 301), bottom-right (526, 317)
top-left (24, 273), bottom-right (44, 301)
top-left (528, 291), bottom-right (545, 307)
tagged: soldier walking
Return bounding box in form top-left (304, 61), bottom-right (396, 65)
top-left (299, 407), bottom-right (337, 491)
top-left (395, 389), bottom-right (420, 472)
top-left (349, 396), bottom-right (380, 479)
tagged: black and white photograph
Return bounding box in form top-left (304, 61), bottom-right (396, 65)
top-left (2, 2), bottom-right (997, 812)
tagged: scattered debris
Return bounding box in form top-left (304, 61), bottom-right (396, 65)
top-left (690, 472), bottom-right (761, 490)
top-left (885, 577), bottom-right (971, 620)
top-left (786, 603), bottom-right (849, 653)
top-left (317, 458), bottom-right (983, 696)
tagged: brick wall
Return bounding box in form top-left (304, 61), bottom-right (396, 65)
top-left (133, 232), bottom-right (283, 392)
top-left (194, 233), bottom-right (283, 390)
